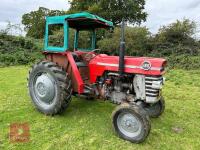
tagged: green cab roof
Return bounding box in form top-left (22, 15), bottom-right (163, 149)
top-left (46, 12), bottom-right (114, 29)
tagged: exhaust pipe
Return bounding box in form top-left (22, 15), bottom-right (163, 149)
top-left (119, 19), bottom-right (125, 77)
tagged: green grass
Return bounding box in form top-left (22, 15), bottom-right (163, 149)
top-left (0, 66), bottom-right (200, 150)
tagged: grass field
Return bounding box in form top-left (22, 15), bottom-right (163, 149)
top-left (0, 66), bottom-right (200, 150)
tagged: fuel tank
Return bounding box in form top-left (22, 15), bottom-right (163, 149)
top-left (89, 54), bottom-right (167, 83)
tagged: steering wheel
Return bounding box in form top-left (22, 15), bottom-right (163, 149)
top-left (84, 49), bottom-right (101, 62)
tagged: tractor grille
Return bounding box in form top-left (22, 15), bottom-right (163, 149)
top-left (145, 76), bottom-right (163, 102)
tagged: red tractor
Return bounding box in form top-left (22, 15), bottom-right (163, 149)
top-left (28, 12), bottom-right (166, 143)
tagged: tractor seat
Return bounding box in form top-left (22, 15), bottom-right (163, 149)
top-left (76, 62), bottom-right (87, 67)
top-left (72, 52), bottom-right (81, 62)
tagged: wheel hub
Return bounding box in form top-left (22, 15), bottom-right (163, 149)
top-left (117, 112), bottom-right (142, 137)
top-left (34, 73), bottom-right (55, 104)
top-left (37, 82), bottom-right (47, 95)
top-left (122, 114), bottom-right (139, 132)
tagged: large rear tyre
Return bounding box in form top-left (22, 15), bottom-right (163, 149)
top-left (28, 61), bottom-right (72, 115)
top-left (144, 97), bottom-right (165, 118)
top-left (112, 103), bottom-right (151, 143)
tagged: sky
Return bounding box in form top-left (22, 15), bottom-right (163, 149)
top-left (0, 0), bottom-right (200, 35)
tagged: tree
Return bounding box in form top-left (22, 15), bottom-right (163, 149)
top-left (68, 0), bottom-right (147, 25)
top-left (156, 19), bottom-right (196, 44)
top-left (152, 19), bottom-right (198, 56)
top-left (22, 7), bottom-right (65, 39)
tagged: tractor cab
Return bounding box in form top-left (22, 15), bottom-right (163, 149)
top-left (44, 12), bottom-right (113, 84)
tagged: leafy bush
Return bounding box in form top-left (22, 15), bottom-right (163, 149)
top-left (0, 33), bottom-right (43, 66)
top-left (167, 55), bottom-right (200, 70)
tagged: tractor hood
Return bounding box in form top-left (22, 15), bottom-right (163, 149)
top-left (89, 54), bottom-right (167, 83)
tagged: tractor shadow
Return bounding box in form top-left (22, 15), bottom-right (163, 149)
top-left (61, 96), bottom-right (115, 118)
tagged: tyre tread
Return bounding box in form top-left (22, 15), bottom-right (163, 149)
top-left (28, 60), bottom-right (72, 115)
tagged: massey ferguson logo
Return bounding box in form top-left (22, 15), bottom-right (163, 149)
top-left (142, 61), bottom-right (151, 70)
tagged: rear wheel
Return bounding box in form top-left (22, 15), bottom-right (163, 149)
top-left (112, 103), bottom-right (151, 143)
top-left (28, 61), bottom-right (72, 115)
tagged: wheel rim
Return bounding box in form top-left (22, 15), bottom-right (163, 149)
top-left (33, 72), bottom-right (56, 105)
top-left (117, 112), bottom-right (142, 138)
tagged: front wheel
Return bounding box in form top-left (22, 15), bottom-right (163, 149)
top-left (144, 97), bottom-right (165, 118)
top-left (112, 103), bottom-right (151, 143)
